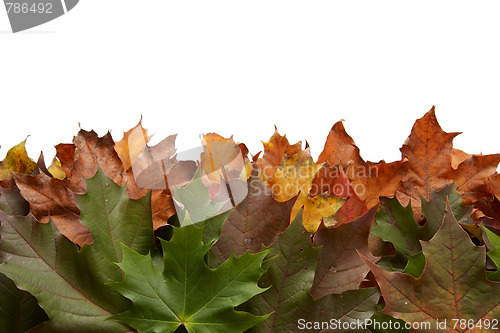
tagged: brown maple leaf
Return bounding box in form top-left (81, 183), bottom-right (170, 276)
top-left (311, 206), bottom-right (379, 297)
top-left (318, 120), bottom-right (407, 210)
top-left (211, 164), bottom-right (297, 262)
top-left (13, 172), bottom-right (92, 246)
top-left (352, 160), bottom-right (409, 209)
top-left (63, 129), bottom-right (125, 194)
top-left (317, 120), bottom-right (365, 172)
top-left (398, 106), bottom-right (459, 203)
top-left (398, 107), bottom-right (500, 221)
top-left (454, 154), bottom-right (500, 205)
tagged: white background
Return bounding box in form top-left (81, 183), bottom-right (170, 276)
top-left (1, 1), bottom-right (499, 166)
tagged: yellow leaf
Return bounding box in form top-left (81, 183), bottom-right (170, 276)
top-left (267, 149), bottom-right (321, 202)
top-left (1, 140), bottom-right (37, 175)
top-left (291, 191), bottom-right (345, 232)
top-left (48, 158), bottom-right (66, 180)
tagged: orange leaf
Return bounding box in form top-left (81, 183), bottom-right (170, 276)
top-left (114, 118), bottom-right (151, 170)
top-left (399, 106), bottom-right (459, 201)
top-left (352, 160), bottom-right (408, 209)
top-left (317, 121), bottom-right (365, 172)
top-left (256, 127), bottom-right (302, 180)
top-left (454, 154), bottom-right (500, 205)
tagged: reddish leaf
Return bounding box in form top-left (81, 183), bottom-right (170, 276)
top-left (333, 193), bottom-right (367, 225)
top-left (311, 207), bottom-right (379, 297)
top-left (310, 164), bottom-right (351, 198)
top-left (317, 121), bottom-right (365, 172)
top-left (54, 143), bottom-right (75, 177)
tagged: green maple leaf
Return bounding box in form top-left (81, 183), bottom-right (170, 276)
top-left (483, 226), bottom-right (500, 281)
top-left (361, 200), bottom-right (500, 331)
top-left (108, 223), bottom-right (270, 333)
top-left (419, 183), bottom-right (473, 238)
top-left (173, 167), bottom-right (228, 226)
top-left (372, 185), bottom-right (472, 275)
top-left (371, 197), bottom-right (422, 272)
top-left (0, 272), bottom-right (48, 332)
top-left (0, 167), bottom-right (155, 332)
top-left (247, 212), bottom-right (380, 333)
top-left (0, 180), bottom-right (46, 332)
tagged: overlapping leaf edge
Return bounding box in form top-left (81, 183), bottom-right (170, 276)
top-left (0, 107), bottom-right (499, 332)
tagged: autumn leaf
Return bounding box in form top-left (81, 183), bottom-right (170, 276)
top-left (398, 106), bottom-right (458, 203)
top-left (361, 200), bottom-right (500, 332)
top-left (268, 149), bottom-right (346, 232)
top-left (490, 174), bottom-right (500, 201)
top-left (267, 148), bottom-right (321, 203)
top-left (201, 133), bottom-right (249, 183)
top-left (109, 224), bottom-right (269, 333)
top-left (63, 129), bottom-right (126, 194)
top-left (451, 148), bottom-right (471, 169)
top-left (333, 193), bottom-right (367, 225)
top-left (318, 121), bottom-right (407, 209)
top-left (53, 143), bottom-right (75, 177)
top-left (454, 154), bottom-right (500, 205)
top-left (114, 117), bottom-right (151, 170)
top-left (310, 163), bottom-right (351, 198)
top-left (151, 189), bottom-right (176, 230)
top-left (310, 164), bottom-right (367, 225)
top-left (0, 140), bottom-right (37, 176)
top-left (311, 206), bottom-right (379, 297)
top-left (256, 127), bottom-right (302, 180)
top-left (247, 212), bottom-right (380, 332)
top-left (14, 172), bottom-right (92, 246)
top-left (352, 160), bottom-right (408, 209)
top-left (128, 134), bottom-right (177, 190)
top-left (211, 165), bottom-right (297, 262)
top-left (473, 195), bottom-right (500, 231)
top-left (47, 157), bottom-right (66, 180)
top-left (317, 120), bottom-right (365, 171)
top-left (293, 193), bottom-right (345, 231)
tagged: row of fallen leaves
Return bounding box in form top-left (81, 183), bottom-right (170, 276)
top-left (1, 106), bottom-right (499, 249)
top-left (1, 106), bottom-right (500, 332)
